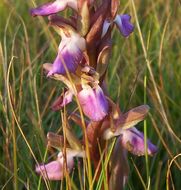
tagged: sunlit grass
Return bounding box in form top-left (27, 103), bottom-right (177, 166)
top-left (0, 0), bottom-right (181, 189)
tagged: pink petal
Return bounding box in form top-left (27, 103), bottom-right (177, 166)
top-left (30, 0), bottom-right (78, 17)
top-left (78, 85), bottom-right (108, 121)
top-left (36, 161), bottom-right (63, 180)
top-left (36, 152), bottom-right (75, 181)
top-left (120, 127), bottom-right (158, 156)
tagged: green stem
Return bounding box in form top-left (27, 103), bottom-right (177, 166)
top-left (144, 74), bottom-right (150, 189)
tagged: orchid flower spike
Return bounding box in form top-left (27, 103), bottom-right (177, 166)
top-left (30, 0), bottom-right (78, 17)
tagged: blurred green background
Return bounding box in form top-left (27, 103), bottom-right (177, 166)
top-left (0, 0), bottom-right (181, 189)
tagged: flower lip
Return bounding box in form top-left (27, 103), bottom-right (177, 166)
top-left (120, 127), bottom-right (158, 156)
top-left (30, 0), bottom-right (78, 17)
top-left (35, 151), bottom-right (74, 181)
top-left (114, 14), bottom-right (134, 37)
top-left (47, 33), bottom-right (86, 76)
top-left (35, 160), bottom-right (63, 180)
top-left (47, 50), bottom-right (81, 76)
top-left (78, 85), bottom-right (109, 121)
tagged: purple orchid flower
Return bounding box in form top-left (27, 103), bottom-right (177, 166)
top-left (104, 126), bottom-right (157, 156)
top-left (78, 85), bottom-right (109, 121)
top-left (47, 31), bottom-right (86, 76)
top-left (103, 105), bottom-right (157, 156)
top-left (114, 14), bottom-right (134, 37)
top-left (35, 151), bottom-right (74, 180)
top-left (30, 0), bottom-right (78, 17)
top-left (120, 127), bottom-right (158, 156)
top-left (101, 14), bottom-right (134, 38)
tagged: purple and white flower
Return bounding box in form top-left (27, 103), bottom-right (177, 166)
top-left (35, 151), bottom-right (74, 180)
top-left (103, 125), bottom-right (157, 156)
top-left (78, 85), bottom-right (108, 121)
top-left (47, 31), bottom-right (86, 76)
top-left (30, 0), bottom-right (78, 17)
top-left (114, 14), bottom-right (134, 37)
top-left (120, 127), bottom-right (158, 156)
top-left (103, 105), bottom-right (157, 156)
top-left (101, 14), bottom-right (134, 38)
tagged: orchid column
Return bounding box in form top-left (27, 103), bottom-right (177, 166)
top-left (31, 0), bottom-right (157, 189)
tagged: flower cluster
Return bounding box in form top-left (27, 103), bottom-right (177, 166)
top-left (31, 0), bottom-right (157, 188)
